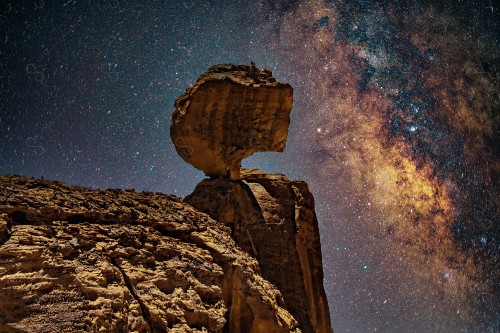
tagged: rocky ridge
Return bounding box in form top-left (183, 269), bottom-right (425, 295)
top-left (0, 63), bottom-right (333, 333)
top-left (0, 175), bottom-right (300, 333)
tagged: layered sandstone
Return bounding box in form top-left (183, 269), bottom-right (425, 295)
top-left (170, 64), bottom-right (293, 179)
top-left (0, 175), bottom-right (301, 333)
top-left (185, 169), bottom-right (333, 333)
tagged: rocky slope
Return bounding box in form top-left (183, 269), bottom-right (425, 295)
top-left (186, 169), bottom-right (333, 333)
top-left (170, 64), bottom-right (293, 179)
top-left (0, 175), bottom-right (300, 333)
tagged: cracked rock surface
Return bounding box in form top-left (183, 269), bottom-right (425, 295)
top-left (0, 175), bottom-right (300, 333)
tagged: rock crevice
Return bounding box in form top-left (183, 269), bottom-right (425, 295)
top-left (110, 257), bottom-right (154, 333)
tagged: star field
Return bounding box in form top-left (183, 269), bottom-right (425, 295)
top-left (1, 1), bottom-right (499, 332)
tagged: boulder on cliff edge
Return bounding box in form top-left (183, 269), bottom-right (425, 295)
top-left (170, 64), bottom-right (293, 180)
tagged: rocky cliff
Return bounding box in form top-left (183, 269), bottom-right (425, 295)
top-left (186, 169), bottom-right (333, 333)
top-left (0, 175), bottom-right (300, 333)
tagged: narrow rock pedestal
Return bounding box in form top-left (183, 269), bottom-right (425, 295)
top-left (185, 168), bottom-right (333, 333)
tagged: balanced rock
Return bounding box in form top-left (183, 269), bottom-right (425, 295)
top-left (170, 64), bottom-right (293, 180)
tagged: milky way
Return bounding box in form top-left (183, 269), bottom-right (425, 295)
top-left (259, 1), bottom-right (499, 331)
top-left (1, 1), bottom-right (499, 332)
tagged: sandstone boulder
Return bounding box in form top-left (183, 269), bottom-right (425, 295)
top-left (170, 64), bottom-right (293, 179)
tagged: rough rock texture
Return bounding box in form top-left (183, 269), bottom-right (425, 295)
top-left (170, 64), bottom-right (293, 179)
top-left (0, 175), bottom-right (301, 333)
top-left (185, 169), bottom-right (333, 333)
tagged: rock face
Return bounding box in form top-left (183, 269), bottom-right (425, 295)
top-left (170, 64), bottom-right (293, 179)
top-left (185, 169), bottom-right (333, 333)
top-left (0, 175), bottom-right (301, 333)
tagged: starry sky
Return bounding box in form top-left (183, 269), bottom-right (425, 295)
top-left (1, 0), bottom-right (499, 332)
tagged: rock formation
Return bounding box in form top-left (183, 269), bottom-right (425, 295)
top-left (0, 63), bottom-right (333, 333)
top-left (0, 175), bottom-right (300, 333)
top-left (170, 64), bottom-right (293, 180)
top-left (172, 64), bottom-right (333, 333)
top-left (185, 169), bottom-right (333, 333)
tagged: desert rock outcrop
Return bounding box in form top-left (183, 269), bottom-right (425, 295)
top-left (170, 64), bottom-right (293, 179)
top-left (0, 175), bottom-right (300, 333)
top-left (0, 63), bottom-right (333, 333)
top-left (185, 169), bottom-right (333, 333)
top-left (174, 64), bottom-right (333, 333)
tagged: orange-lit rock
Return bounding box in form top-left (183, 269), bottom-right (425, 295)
top-left (170, 64), bottom-right (293, 179)
top-left (185, 169), bottom-right (333, 333)
top-left (0, 175), bottom-right (301, 333)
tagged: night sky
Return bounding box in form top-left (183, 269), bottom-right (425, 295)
top-left (1, 1), bottom-right (499, 332)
